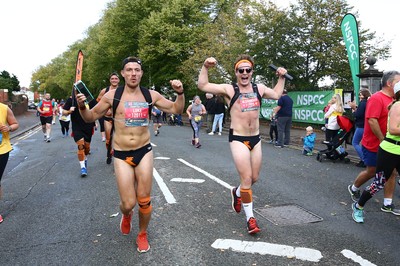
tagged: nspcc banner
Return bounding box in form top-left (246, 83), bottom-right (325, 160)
top-left (341, 14), bottom-right (360, 103)
top-left (260, 91), bottom-right (334, 124)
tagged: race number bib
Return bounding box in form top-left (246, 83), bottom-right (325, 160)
top-left (239, 93), bottom-right (260, 112)
top-left (43, 107), bottom-right (50, 112)
top-left (124, 101), bottom-right (149, 127)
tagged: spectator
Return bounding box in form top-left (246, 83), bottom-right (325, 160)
top-left (208, 95), bottom-right (225, 135)
top-left (274, 89), bottom-right (293, 148)
top-left (323, 93), bottom-right (344, 143)
top-left (269, 112), bottom-right (278, 144)
top-left (204, 93), bottom-right (216, 133)
top-left (348, 89), bottom-right (371, 167)
top-left (301, 126), bottom-right (316, 156)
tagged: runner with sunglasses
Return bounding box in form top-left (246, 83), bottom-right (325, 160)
top-left (198, 55), bottom-right (287, 234)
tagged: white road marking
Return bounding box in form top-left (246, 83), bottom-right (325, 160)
top-left (170, 178), bottom-right (205, 183)
top-left (211, 239), bottom-right (323, 263)
top-left (153, 168), bottom-right (176, 204)
top-left (13, 127), bottom-right (42, 144)
top-left (341, 249), bottom-right (377, 266)
top-left (154, 156), bottom-right (170, 160)
top-left (177, 159), bottom-right (232, 189)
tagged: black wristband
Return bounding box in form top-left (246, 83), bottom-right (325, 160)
top-left (177, 91), bottom-right (184, 95)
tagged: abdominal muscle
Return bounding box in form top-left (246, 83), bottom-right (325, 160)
top-left (112, 120), bottom-right (150, 150)
top-left (229, 105), bottom-right (260, 136)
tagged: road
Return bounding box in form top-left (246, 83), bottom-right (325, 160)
top-left (1, 122), bottom-right (399, 265)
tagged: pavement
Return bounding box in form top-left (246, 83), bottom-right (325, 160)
top-left (11, 110), bottom-right (360, 164)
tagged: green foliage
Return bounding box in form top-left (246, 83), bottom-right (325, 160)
top-left (28, 0), bottom-right (391, 102)
top-left (0, 70), bottom-right (21, 99)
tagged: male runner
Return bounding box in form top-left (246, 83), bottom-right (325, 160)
top-left (37, 93), bottom-right (57, 142)
top-left (63, 94), bottom-right (96, 177)
top-left (198, 55), bottom-right (287, 234)
top-left (76, 56), bottom-right (185, 252)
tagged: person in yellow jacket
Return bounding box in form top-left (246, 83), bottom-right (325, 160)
top-left (0, 103), bottom-right (19, 223)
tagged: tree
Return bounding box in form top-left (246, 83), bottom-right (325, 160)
top-left (248, 0), bottom-right (390, 91)
top-left (0, 70), bottom-right (21, 99)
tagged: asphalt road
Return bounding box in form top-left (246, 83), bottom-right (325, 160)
top-left (1, 122), bottom-right (399, 265)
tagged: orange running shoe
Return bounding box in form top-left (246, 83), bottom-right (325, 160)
top-left (247, 217), bottom-right (261, 234)
top-left (120, 211), bottom-right (132, 235)
top-left (231, 187), bottom-right (242, 213)
top-left (136, 231), bottom-right (150, 253)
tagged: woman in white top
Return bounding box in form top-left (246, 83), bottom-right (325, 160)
top-left (324, 93), bottom-right (344, 142)
top-left (59, 100), bottom-right (71, 137)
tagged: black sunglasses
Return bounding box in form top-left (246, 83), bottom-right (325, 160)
top-left (237, 68), bottom-right (252, 74)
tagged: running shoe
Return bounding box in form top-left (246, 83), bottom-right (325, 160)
top-left (80, 167), bottom-right (88, 177)
top-left (0, 214), bottom-right (3, 223)
top-left (136, 231), bottom-right (150, 253)
top-left (230, 187), bottom-right (241, 213)
top-left (46, 137), bottom-right (51, 143)
top-left (218, 132), bottom-right (222, 136)
top-left (195, 142), bottom-right (201, 148)
top-left (106, 157), bottom-right (112, 165)
top-left (208, 132), bottom-right (214, 135)
top-left (191, 139), bottom-right (195, 145)
top-left (347, 185), bottom-right (360, 202)
top-left (247, 217), bottom-right (261, 234)
top-left (120, 211), bottom-right (132, 235)
top-left (352, 203), bottom-right (364, 223)
top-left (381, 204), bottom-right (400, 215)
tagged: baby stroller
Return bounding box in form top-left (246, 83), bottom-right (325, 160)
top-left (316, 115), bottom-right (354, 163)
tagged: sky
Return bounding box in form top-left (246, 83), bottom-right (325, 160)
top-left (0, 0), bottom-right (398, 88)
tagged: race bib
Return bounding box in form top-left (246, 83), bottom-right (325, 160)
top-left (194, 115), bottom-right (202, 122)
top-left (124, 101), bottom-right (149, 127)
top-left (43, 107), bottom-right (50, 112)
top-left (239, 93), bottom-right (260, 112)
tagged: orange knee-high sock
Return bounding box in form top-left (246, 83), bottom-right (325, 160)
top-left (76, 139), bottom-right (85, 161)
top-left (84, 142), bottom-right (90, 155)
top-left (240, 188), bottom-right (254, 221)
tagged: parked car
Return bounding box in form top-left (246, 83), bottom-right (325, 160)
top-left (28, 102), bottom-right (38, 109)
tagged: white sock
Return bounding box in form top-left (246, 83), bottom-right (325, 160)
top-left (236, 185), bottom-right (241, 197)
top-left (383, 198), bottom-right (392, 206)
top-left (243, 201), bottom-right (254, 221)
top-left (351, 185), bottom-right (359, 192)
top-left (79, 161), bottom-right (85, 168)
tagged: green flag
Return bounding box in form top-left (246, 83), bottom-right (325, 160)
top-left (341, 13), bottom-right (360, 103)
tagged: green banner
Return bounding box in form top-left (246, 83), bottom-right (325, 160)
top-left (260, 91), bottom-right (334, 125)
top-left (341, 13), bottom-right (360, 103)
